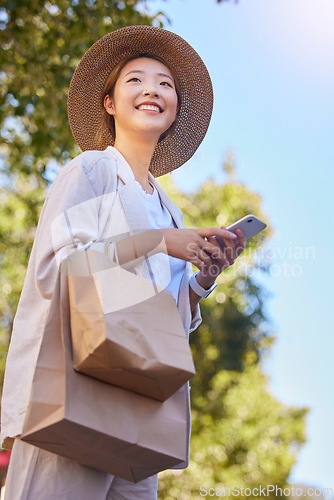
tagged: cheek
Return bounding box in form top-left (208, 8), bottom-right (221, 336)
top-left (167, 93), bottom-right (178, 117)
top-left (112, 85), bottom-right (129, 110)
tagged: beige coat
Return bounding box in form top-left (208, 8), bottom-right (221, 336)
top-left (0, 146), bottom-right (202, 467)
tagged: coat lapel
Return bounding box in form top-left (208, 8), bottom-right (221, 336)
top-left (105, 147), bottom-right (149, 233)
top-left (118, 183), bottom-right (150, 233)
top-left (105, 146), bottom-right (184, 232)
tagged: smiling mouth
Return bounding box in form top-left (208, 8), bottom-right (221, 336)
top-left (136, 104), bottom-right (163, 113)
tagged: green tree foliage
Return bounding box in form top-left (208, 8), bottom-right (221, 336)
top-left (159, 366), bottom-right (307, 499)
top-left (0, 2), bottom-right (307, 495)
top-left (157, 163), bottom-right (308, 498)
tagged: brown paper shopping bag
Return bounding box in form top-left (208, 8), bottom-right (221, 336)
top-left (66, 244), bottom-right (195, 402)
top-left (21, 272), bottom-right (188, 483)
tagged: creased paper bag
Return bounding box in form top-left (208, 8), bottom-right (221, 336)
top-left (67, 247), bottom-right (195, 401)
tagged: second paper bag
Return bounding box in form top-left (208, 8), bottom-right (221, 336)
top-left (67, 246), bottom-right (195, 401)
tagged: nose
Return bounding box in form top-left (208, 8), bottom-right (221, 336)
top-left (143, 86), bottom-right (160, 98)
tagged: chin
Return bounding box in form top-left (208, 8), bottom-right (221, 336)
top-left (137, 125), bottom-right (170, 140)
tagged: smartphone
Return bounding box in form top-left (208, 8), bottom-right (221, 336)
top-left (215, 214), bottom-right (267, 249)
top-left (227, 214), bottom-right (267, 239)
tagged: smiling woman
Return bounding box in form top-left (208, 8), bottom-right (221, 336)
top-left (102, 57), bottom-right (180, 192)
top-left (1, 25), bottom-right (247, 500)
top-left (97, 54), bottom-right (182, 148)
top-left (103, 57), bottom-right (179, 161)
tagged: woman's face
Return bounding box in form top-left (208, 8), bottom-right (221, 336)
top-left (104, 57), bottom-right (178, 143)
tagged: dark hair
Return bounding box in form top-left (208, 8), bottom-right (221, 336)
top-left (95, 54), bottom-right (181, 147)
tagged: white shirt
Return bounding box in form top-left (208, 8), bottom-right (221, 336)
top-left (134, 180), bottom-right (186, 304)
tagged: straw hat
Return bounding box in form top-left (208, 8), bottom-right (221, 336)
top-left (68, 25), bottom-right (213, 177)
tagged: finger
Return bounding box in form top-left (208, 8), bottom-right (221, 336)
top-left (224, 228), bottom-right (246, 261)
top-left (203, 247), bottom-right (230, 271)
top-left (198, 230), bottom-right (233, 259)
top-left (219, 234), bottom-right (236, 262)
top-left (216, 227), bottom-right (227, 250)
top-left (196, 229), bottom-right (238, 265)
top-left (235, 228), bottom-right (247, 257)
top-left (202, 233), bottom-right (235, 260)
top-left (198, 247), bottom-right (214, 266)
top-left (222, 226), bottom-right (246, 260)
top-left (204, 237), bottom-right (225, 260)
top-left (235, 242), bottom-right (245, 258)
top-left (201, 240), bottom-right (220, 258)
top-left (235, 228), bottom-right (247, 247)
top-left (188, 242), bottom-right (213, 267)
top-left (190, 255), bottom-right (207, 273)
top-left (197, 227), bottom-right (237, 241)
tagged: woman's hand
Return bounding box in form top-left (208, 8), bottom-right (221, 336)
top-left (182, 226), bottom-right (247, 312)
top-left (203, 226), bottom-right (247, 279)
top-left (115, 226), bottom-right (247, 283)
top-left (160, 226), bottom-right (245, 276)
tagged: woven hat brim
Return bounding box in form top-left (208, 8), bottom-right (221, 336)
top-left (68, 25), bottom-right (213, 177)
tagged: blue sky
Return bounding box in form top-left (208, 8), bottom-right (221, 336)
top-left (147, 0), bottom-right (334, 491)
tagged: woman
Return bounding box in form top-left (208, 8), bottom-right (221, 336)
top-left (1, 26), bottom-right (246, 499)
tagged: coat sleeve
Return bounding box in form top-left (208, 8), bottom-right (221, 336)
top-left (34, 153), bottom-right (117, 299)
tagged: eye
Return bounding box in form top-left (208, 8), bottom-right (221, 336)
top-left (160, 81), bottom-right (173, 88)
top-left (127, 77), bottom-right (141, 83)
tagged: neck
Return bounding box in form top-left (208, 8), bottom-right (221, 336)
top-left (113, 132), bottom-right (158, 187)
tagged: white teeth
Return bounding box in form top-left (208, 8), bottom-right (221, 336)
top-left (137, 105), bottom-right (161, 112)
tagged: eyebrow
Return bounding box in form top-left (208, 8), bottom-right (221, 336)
top-left (124, 70), bottom-right (173, 81)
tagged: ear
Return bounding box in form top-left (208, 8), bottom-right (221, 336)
top-left (104, 95), bottom-right (115, 116)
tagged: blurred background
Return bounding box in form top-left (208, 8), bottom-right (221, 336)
top-left (0, 0), bottom-right (333, 498)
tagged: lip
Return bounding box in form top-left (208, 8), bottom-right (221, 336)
top-left (135, 101), bottom-right (163, 113)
